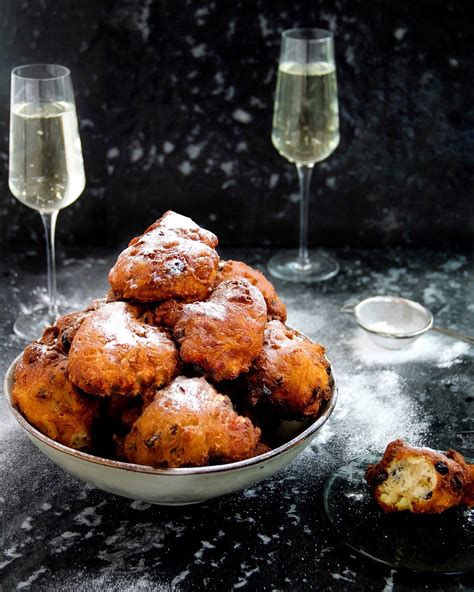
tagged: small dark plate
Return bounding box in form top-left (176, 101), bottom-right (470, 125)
top-left (321, 455), bottom-right (474, 574)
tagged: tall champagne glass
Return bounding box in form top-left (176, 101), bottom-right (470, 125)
top-left (9, 64), bottom-right (85, 341)
top-left (268, 28), bottom-right (340, 282)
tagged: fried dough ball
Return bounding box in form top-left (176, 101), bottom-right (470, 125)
top-left (174, 279), bottom-right (267, 382)
top-left (144, 299), bottom-right (187, 329)
top-left (68, 301), bottom-right (179, 397)
top-left (12, 342), bottom-right (100, 449)
top-left (108, 211), bottom-right (219, 302)
top-left (39, 299), bottom-right (106, 353)
top-left (365, 439), bottom-right (474, 514)
top-left (244, 320), bottom-right (333, 419)
top-left (123, 376), bottom-right (262, 467)
top-left (215, 260), bottom-right (287, 322)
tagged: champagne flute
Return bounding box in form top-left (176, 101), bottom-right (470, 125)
top-left (268, 28), bottom-right (340, 283)
top-left (9, 64), bottom-right (85, 341)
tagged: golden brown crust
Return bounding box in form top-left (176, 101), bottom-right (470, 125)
top-left (123, 376), bottom-right (262, 467)
top-left (173, 279), bottom-right (267, 382)
top-left (12, 342), bottom-right (100, 449)
top-left (446, 449), bottom-right (474, 506)
top-left (365, 439), bottom-right (473, 513)
top-left (215, 260), bottom-right (287, 322)
top-left (147, 299), bottom-right (188, 328)
top-left (105, 288), bottom-right (121, 303)
top-left (39, 299), bottom-right (106, 354)
top-left (244, 320), bottom-right (332, 419)
top-left (68, 301), bottom-right (179, 397)
top-left (108, 212), bottom-right (219, 302)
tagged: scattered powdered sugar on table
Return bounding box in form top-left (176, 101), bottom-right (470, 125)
top-left (382, 570), bottom-right (396, 592)
top-left (350, 329), bottom-right (471, 367)
top-left (439, 255), bottom-right (467, 272)
top-left (51, 572), bottom-right (170, 592)
top-left (286, 308), bottom-right (327, 337)
top-left (326, 369), bottom-right (428, 455)
top-left (423, 283), bottom-right (447, 306)
top-left (0, 363), bottom-right (22, 445)
top-left (16, 566), bottom-right (48, 590)
top-left (0, 405), bottom-right (18, 442)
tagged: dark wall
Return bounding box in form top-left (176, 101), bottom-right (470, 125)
top-left (1, 0), bottom-right (473, 250)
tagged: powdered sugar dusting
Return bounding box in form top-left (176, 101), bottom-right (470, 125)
top-left (382, 570), bottom-right (396, 592)
top-left (86, 302), bottom-right (172, 350)
top-left (308, 367), bottom-right (429, 468)
top-left (184, 301), bottom-right (228, 321)
top-left (97, 304), bottom-right (139, 347)
top-left (159, 211), bottom-right (200, 231)
top-left (350, 329), bottom-right (471, 368)
top-left (336, 369), bottom-right (428, 452)
top-left (366, 320), bottom-right (402, 334)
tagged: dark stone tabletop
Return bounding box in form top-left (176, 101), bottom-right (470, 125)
top-left (1, 245), bottom-right (473, 591)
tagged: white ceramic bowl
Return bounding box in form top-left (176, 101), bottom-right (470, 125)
top-left (4, 355), bottom-right (337, 505)
top-left (353, 296), bottom-right (433, 350)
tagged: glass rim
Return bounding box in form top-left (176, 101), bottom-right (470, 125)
top-left (282, 28), bottom-right (333, 42)
top-left (11, 63), bottom-right (71, 81)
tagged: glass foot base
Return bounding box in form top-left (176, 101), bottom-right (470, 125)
top-left (267, 250), bottom-right (339, 283)
top-left (13, 305), bottom-right (72, 342)
top-left (321, 456), bottom-right (474, 574)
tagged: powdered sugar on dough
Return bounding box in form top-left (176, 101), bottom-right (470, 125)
top-left (184, 301), bottom-right (228, 321)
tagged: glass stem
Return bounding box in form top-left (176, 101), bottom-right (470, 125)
top-left (296, 164), bottom-right (314, 271)
top-left (40, 211), bottom-right (59, 321)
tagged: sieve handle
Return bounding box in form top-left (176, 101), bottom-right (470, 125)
top-left (431, 326), bottom-right (474, 346)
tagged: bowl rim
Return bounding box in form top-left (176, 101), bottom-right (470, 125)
top-left (3, 352), bottom-right (338, 476)
top-left (354, 295), bottom-right (434, 339)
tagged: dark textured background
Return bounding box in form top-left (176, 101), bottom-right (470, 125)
top-left (0, 0), bottom-right (473, 252)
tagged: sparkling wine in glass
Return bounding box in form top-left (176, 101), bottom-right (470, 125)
top-left (268, 28), bottom-right (340, 283)
top-left (9, 64), bottom-right (85, 341)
